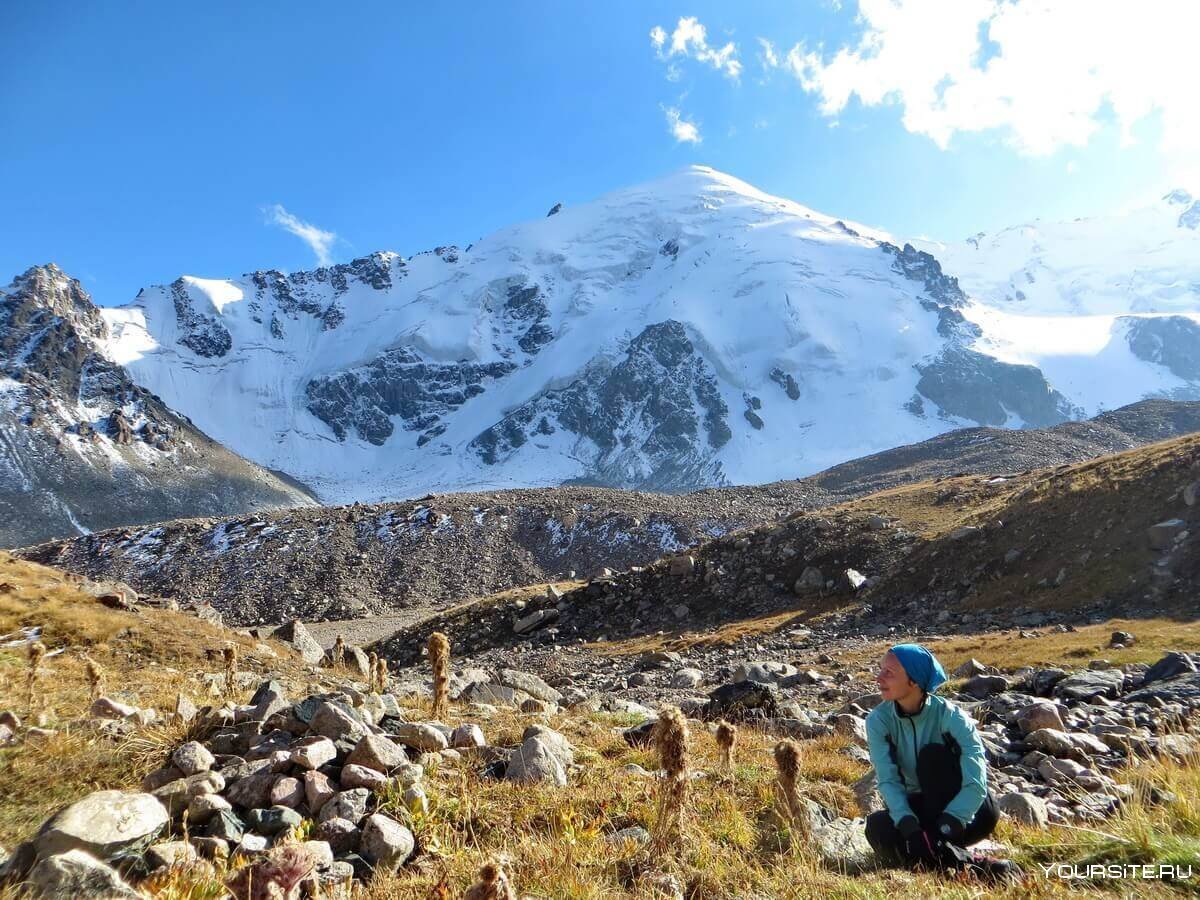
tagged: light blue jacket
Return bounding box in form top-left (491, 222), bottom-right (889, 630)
top-left (865, 692), bottom-right (988, 828)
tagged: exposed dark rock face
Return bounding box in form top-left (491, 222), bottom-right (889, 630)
top-left (915, 347), bottom-right (1076, 427)
top-left (250, 253), bottom-right (401, 335)
top-left (493, 279), bottom-right (552, 356)
top-left (0, 265), bottom-right (313, 547)
top-left (170, 281), bottom-right (232, 358)
top-left (470, 320), bottom-right (732, 490)
top-left (305, 349), bottom-right (516, 446)
top-left (1124, 316), bottom-right (1200, 382)
top-left (1166, 190), bottom-right (1200, 229)
top-left (770, 368), bottom-right (801, 400)
top-left (880, 241), bottom-right (967, 308)
top-left (546, 202), bottom-right (563, 217)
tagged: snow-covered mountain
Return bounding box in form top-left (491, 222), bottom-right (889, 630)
top-left (9, 167), bottom-right (1200, 530)
top-left (0, 265), bottom-right (315, 547)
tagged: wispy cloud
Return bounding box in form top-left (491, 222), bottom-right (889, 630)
top-left (650, 17), bottom-right (742, 81)
top-left (757, 37), bottom-right (780, 71)
top-left (264, 204), bottom-right (337, 266)
top-left (662, 105), bottom-right (702, 144)
top-left (782, 0), bottom-right (1200, 158)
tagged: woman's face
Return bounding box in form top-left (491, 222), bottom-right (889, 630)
top-left (876, 651), bottom-right (915, 701)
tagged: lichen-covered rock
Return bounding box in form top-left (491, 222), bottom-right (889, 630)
top-left (35, 791), bottom-right (168, 862)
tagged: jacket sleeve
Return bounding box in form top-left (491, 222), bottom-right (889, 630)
top-left (943, 703), bottom-right (988, 826)
top-left (866, 708), bottom-right (915, 826)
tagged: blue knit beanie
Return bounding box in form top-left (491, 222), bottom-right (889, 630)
top-left (888, 643), bottom-right (948, 693)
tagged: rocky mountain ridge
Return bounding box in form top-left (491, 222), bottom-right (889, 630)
top-left (0, 265), bottom-right (314, 547)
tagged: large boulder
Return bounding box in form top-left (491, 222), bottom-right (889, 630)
top-left (35, 791), bottom-right (168, 863)
top-left (505, 727), bottom-right (573, 787)
top-left (997, 792), bottom-right (1048, 828)
top-left (1053, 669), bottom-right (1124, 702)
top-left (497, 670), bottom-right (562, 704)
top-left (704, 681), bottom-right (779, 719)
top-left (1141, 652), bottom-right (1198, 687)
top-left (346, 734), bottom-right (408, 773)
top-left (272, 620), bottom-right (325, 664)
top-left (1014, 700), bottom-right (1065, 735)
top-left (811, 817), bottom-right (875, 873)
top-left (26, 849), bottom-right (140, 899)
top-left (1125, 671), bottom-right (1200, 707)
top-left (359, 813), bottom-right (415, 871)
top-left (731, 661), bottom-right (797, 685)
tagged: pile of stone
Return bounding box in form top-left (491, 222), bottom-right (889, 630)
top-left (0, 678), bottom-right (577, 897)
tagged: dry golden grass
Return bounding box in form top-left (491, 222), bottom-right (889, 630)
top-left (0, 552), bottom-right (312, 848)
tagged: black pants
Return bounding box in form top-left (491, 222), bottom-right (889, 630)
top-left (864, 741), bottom-right (999, 868)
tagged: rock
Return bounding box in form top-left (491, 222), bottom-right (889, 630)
top-left (35, 790), bottom-right (168, 862)
top-left (1025, 728), bottom-right (1079, 758)
top-left (1148, 519), bottom-right (1186, 550)
top-left (450, 724), bottom-right (485, 749)
top-left (1028, 668), bottom-right (1069, 696)
top-left (1142, 651), bottom-right (1198, 686)
top-left (393, 723), bottom-right (449, 752)
top-left (640, 650), bottom-right (683, 669)
top-left (1053, 668), bottom-right (1124, 702)
top-left (359, 813), bottom-right (415, 871)
top-left (505, 732), bottom-right (569, 786)
top-left (347, 733), bottom-right (408, 773)
top-left (1156, 733), bottom-right (1200, 761)
top-left (794, 566), bottom-right (824, 593)
top-left (705, 681), bottom-right (779, 718)
top-left (88, 697), bottom-right (139, 720)
top-left (247, 680), bottom-right (290, 721)
top-left (202, 809), bottom-right (245, 842)
top-left (340, 764), bottom-right (389, 791)
top-left (145, 840), bottom-right (199, 870)
top-left (497, 669), bottom-right (563, 704)
top-left (962, 675), bottom-right (1009, 699)
top-left (1125, 671), bottom-right (1200, 706)
top-left (844, 568), bottom-right (867, 590)
top-left (273, 620), bottom-right (325, 664)
top-left (1108, 630), bottom-right (1136, 648)
top-left (317, 788), bottom-right (371, 825)
top-left (304, 771), bottom-right (337, 816)
top-left (225, 770), bottom-right (278, 809)
top-left (731, 661), bottom-right (797, 684)
top-left (245, 806), bottom-right (303, 836)
top-left (402, 783), bottom-right (428, 815)
top-left (1014, 700), bottom-right (1066, 735)
top-left (953, 658), bottom-right (990, 678)
top-left (186, 793), bottom-right (232, 826)
top-left (851, 771), bottom-right (882, 815)
top-left (811, 817), bottom-right (874, 873)
top-left (997, 792), bottom-right (1048, 827)
top-left (290, 735), bottom-right (338, 770)
top-left (26, 849), bottom-right (140, 898)
top-left (513, 607), bottom-right (558, 635)
top-left (173, 694), bottom-right (198, 724)
top-left (949, 525), bottom-right (981, 541)
top-left (671, 668), bottom-right (705, 689)
top-left (191, 836), bottom-right (229, 861)
top-left (519, 697), bottom-right (557, 714)
top-left (308, 701), bottom-right (366, 742)
top-left (171, 741), bottom-right (215, 776)
top-left (314, 818), bottom-right (360, 855)
top-left (267, 776), bottom-right (304, 808)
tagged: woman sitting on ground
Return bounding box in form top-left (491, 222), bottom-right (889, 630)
top-left (864, 643), bottom-right (1023, 883)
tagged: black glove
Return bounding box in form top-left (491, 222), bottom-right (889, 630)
top-left (935, 812), bottom-right (965, 844)
top-left (897, 817), bottom-right (939, 865)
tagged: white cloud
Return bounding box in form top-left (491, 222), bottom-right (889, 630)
top-left (265, 204), bottom-right (337, 266)
top-left (650, 16), bottom-right (742, 81)
top-left (757, 37), bottom-right (780, 70)
top-left (663, 106), bottom-right (702, 144)
top-left (784, 0), bottom-right (1200, 156)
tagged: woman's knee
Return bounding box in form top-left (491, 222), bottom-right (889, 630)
top-left (963, 792), bottom-right (1000, 844)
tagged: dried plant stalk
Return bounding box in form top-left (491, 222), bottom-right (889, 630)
top-left (428, 632), bottom-right (450, 720)
top-left (715, 720), bottom-right (737, 775)
top-left (774, 739), bottom-right (811, 840)
top-left (464, 861), bottom-right (517, 900)
top-left (651, 706), bottom-right (690, 852)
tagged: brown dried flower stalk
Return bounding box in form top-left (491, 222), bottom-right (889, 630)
top-left (428, 632), bottom-right (450, 720)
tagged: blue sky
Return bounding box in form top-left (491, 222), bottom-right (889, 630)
top-left (2, 1), bottom-right (1194, 306)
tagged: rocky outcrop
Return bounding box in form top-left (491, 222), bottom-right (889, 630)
top-left (470, 320), bottom-right (732, 490)
top-left (0, 265), bottom-right (314, 547)
top-left (305, 348), bottom-right (516, 446)
top-left (170, 280), bottom-right (232, 358)
top-left (1124, 316), bottom-right (1200, 383)
top-left (915, 347), bottom-right (1076, 427)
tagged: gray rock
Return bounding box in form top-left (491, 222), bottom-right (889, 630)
top-left (1053, 668), bottom-right (1124, 702)
top-left (359, 813), bottom-right (415, 871)
top-left (604, 826), bottom-right (651, 846)
top-left (1142, 651), bottom-right (1198, 686)
top-left (317, 788), bottom-right (371, 825)
top-left (962, 675), bottom-right (1010, 699)
top-left (671, 668), bottom-right (705, 689)
top-left (273, 620), bottom-right (325, 665)
top-left (513, 607), bottom-right (559, 635)
top-left (450, 724), bottom-right (485, 749)
top-left (202, 809), bottom-right (245, 842)
top-left (225, 770), bottom-right (278, 809)
top-left (26, 849), bottom-right (140, 899)
top-left (145, 840), bottom-right (198, 870)
top-left (347, 733), bottom-right (408, 773)
top-left (393, 723), bottom-right (449, 752)
top-left (997, 792), bottom-right (1048, 828)
top-left (812, 817), bottom-right (875, 873)
top-left (505, 728), bottom-right (573, 787)
top-left (497, 669), bottom-right (562, 703)
top-left (35, 791), bottom-right (168, 863)
top-left (171, 741), bottom-right (214, 776)
top-left (732, 661), bottom-right (797, 684)
top-left (314, 817), bottom-right (360, 855)
top-left (308, 700), bottom-right (366, 742)
top-left (290, 735), bottom-right (338, 770)
top-left (1014, 699), bottom-right (1065, 735)
top-left (705, 680), bottom-right (779, 718)
top-left (1125, 671), bottom-right (1200, 706)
